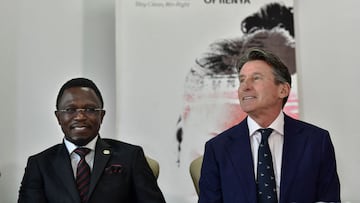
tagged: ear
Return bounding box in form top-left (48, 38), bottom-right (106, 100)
top-left (279, 83), bottom-right (290, 99)
top-left (54, 111), bottom-right (62, 125)
top-left (99, 110), bottom-right (106, 124)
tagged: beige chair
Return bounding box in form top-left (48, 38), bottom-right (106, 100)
top-left (146, 156), bottom-right (160, 179)
top-left (189, 155), bottom-right (203, 195)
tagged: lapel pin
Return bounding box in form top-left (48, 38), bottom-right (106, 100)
top-left (103, 149), bottom-right (110, 155)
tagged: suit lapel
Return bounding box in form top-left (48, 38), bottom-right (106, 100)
top-left (280, 115), bottom-right (309, 201)
top-left (88, 138), bottom-right (111, 197)
top-left (225, 120), bottom-right (257, 202)
top-left (52, 144), bottom-right (80, 203)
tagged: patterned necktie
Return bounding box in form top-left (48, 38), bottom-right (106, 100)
top-left (257, 128), bottom-right (278, 203)
top-left (74, 148), bottom-right (91, 203)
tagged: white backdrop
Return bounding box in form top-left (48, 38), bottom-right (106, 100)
top-left (116, 0), bottom-right (360, 202)
top-left (115, 1), bottom-right (295, 202)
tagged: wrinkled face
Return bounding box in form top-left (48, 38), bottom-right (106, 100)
top-left (55, 87), bottom-right (105, 146)
top-left (238, 60), bottom-right (289, 118)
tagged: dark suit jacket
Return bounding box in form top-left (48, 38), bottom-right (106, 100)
top-left (199, 114), bottom-right (340, 203)
top-left (18, 137), bottom-right (166, 203)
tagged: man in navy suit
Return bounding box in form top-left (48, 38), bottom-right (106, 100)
top-left (198, 48), bottom-right (340, 203)
top-left (18, 78), bottom-right (166, 203)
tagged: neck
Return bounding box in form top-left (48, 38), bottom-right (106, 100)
top-left (249, 110), bottom-right (281, 128)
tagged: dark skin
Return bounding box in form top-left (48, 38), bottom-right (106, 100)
top-left (55, 87), bottom-right (106, 146)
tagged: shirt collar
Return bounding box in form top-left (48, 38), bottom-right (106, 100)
top-left (64, 135), bottom-right (98, 155)
top-left (247, 111), bottom-right (284, 137)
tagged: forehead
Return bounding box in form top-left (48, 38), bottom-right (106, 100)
top-left (58, 87), bottom-right (101, 106)
top-left (239, 60), bottom-right (273, 76)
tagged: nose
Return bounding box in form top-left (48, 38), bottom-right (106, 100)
top-left (239, 78), bottom-right (252, 91)
top-left (73, 109), bottom-right (87, 119)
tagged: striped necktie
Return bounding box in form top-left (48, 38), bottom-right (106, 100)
top-left (74, 148), bottom-right (91, 203)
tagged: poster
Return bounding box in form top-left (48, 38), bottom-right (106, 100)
top-left (116, 0), bottom-right (296, 202)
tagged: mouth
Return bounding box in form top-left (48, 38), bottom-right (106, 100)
top-left (242, 96), bottom-right (256, 101)
top-left (73, 127), bottom-right (87, 131)
top-left (70, 124), bottom-right (90, 130)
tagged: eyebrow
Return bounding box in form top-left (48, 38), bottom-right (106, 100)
top-left (239, 72), bottom-right (263, 78)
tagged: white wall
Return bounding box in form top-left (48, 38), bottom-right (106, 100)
top-left (0, 0), bottom-right (18, 201)
top-left (294, 1), bottom-right (360, 201)
top-left (0, 0), bottom-right (115, 202)
top-left (0, 0), bottom-right (359, 202)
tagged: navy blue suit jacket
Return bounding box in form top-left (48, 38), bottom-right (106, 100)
top-left (199, 114), bottom-right (340, 203)
top-left (18, 138), bottom-right (166, 203)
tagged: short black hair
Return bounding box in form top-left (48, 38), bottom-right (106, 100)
top-left (56, 77), bottom-right (104, 109)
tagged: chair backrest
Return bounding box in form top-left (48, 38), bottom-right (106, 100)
top-left (189, 155), bottom-right (203, 195)
top-left (145, 156), bottom-right (160, 179)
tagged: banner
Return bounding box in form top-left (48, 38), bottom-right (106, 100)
top-left (116, 0), bottom-right (296, 202)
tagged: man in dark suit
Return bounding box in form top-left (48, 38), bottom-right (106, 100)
top-left (18, 78), bottom-right (166, 203)
top-left (198, 48), bottom-right (340, 203)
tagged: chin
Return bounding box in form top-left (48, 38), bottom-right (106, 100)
top-left (67, 136), bottom-right (93, 146)
top-left (240, 107), bottom-right (251, 114)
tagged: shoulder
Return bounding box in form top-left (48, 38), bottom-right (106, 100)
top-left (284, 115), bottom-right (332, 144)
top-left (22, 143), bottom-right (65, 167)
top-left (100, 138), bottom-right (143, 152)
top-left (285, 114), bottom-right (329, 134)
top-left (28, 143), bottom-right (63, 159)
top-left (98, 138), bottom-right (149, 165)
top-left (207, 119), bottom-right (248, 145)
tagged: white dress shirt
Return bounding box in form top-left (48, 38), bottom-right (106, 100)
top-left (64, 136), bottom-right (98, 177)
top-left (247, 111), bottom-right (284, 199)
